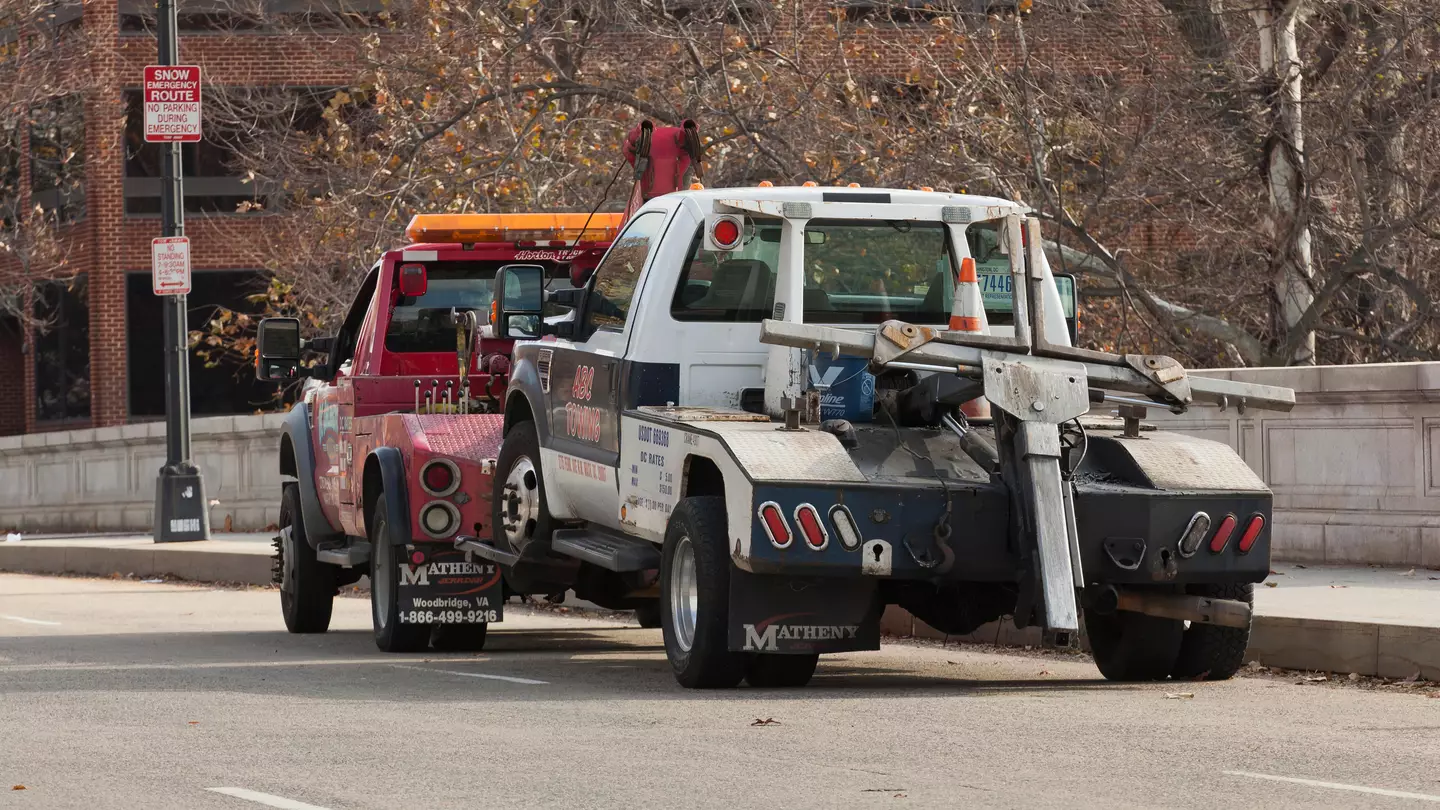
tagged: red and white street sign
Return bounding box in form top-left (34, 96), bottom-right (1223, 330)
top-left (152, 236), bottom-right (192, 295)
top-left (143, 65), bottom-right (202, 143)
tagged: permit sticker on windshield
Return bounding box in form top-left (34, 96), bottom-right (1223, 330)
top-left (978, 268), bottom-right (1076, 318)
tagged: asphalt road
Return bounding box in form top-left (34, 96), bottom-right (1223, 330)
top-left (3, 573), bottom-right (1439, 810)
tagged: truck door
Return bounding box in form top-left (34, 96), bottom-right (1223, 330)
top-left (312, 268), bottom-right (378, 536)
top-left (543, 210), bottom-right (670, 529)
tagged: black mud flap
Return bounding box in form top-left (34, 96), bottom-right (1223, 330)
top-left (396, 547), bottom-right (505, 624)
top-left (727, 569), bottom-right (881, 654)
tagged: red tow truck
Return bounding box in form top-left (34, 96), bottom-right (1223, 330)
top-left (256, 121), bottom-right (701, 651)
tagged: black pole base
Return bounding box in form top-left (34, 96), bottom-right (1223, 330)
top-left (154, 470), bottom-right (211, 543)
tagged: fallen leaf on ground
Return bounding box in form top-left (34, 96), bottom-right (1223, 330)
top-left (1268, 570), bottom-right (1283, 575)
top-left (1403, 671), bottom-right (1422, 683)
top-left (1348, 672), bottom-right (1362, 681)
top-left (1265, 582), bottom-right (1278, 588)
top-left (1295, 564), bottom-right (1307, 569)
top-left (12, 785), bottom-right (26, 790)
top-left (1039, 670), bottom-right (1051, 676)
top-left (1401, 569), bottom-right (1416, 577)
top-left (187, 721), bottom-right (199, 725)
top-left (1165, 692), bottom-right (1195, 700)
top-left (751, 718), bottom-right (780, 726)
top-left (1330, 585), bottom-right (1348, 589)
top-left (1303, 674), bottom-right (1328, 682)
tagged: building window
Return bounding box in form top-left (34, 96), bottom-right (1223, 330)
top-left (30, 94), bottom-right (85, 223)
top-left (126, 270), bottom-right (278, 416)
top-left (123, 90), bottom-right (266, 216)
top-left (34, 275), bottom-right (90, 422)
top-left (0, 124), bottom-right (20, 229)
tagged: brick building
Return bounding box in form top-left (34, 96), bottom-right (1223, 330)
top-left (0, 0), bottom-right (369, 436)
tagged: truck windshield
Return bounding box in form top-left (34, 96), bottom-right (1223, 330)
top-left (671, 218), bottom-right (955, 324)
top-left (386, 261), bottom-right (569, 352)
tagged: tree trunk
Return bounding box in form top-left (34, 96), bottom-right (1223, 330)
top-left (1255, 1), bottom-right (1317, 364)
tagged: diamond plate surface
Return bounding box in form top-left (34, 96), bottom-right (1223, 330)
top-left (1114, 431), bottom-right (1267, 493)
top-left (694, 422), bottom-right (866, 482)
top-left (404, 414), bottom-right (505, 463)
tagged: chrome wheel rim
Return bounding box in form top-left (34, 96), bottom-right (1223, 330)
top-left (670, 536), bottom-right (698, 652)
top-left (501, 456), bottom-right (541, 547)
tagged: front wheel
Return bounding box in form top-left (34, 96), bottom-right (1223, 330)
top-left (370, 494), bottom-right (431, 653)
top-left (278, 483), bottom-right (336, 634)
top-left (661, 497), bottom-right (745, 689)
top-left (634, 601), bottom-right (662, 629)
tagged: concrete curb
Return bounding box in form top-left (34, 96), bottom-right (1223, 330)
top-left (5, 542), bottom-right (1436, 680)
top-left (881, 605), bottom-right (1440, 681)
top-left (0, 543), bottom-right (273, 587)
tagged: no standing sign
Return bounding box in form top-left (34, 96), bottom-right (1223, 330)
top-left (143, 65), bottom-right (202, 143)
top-left (152, 236), bottom-right (192, 295)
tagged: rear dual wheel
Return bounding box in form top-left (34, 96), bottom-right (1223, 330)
top-left (660, 497), bottom-right (817, 689)
top-left (1085, 583), bottom-right (1253, 682)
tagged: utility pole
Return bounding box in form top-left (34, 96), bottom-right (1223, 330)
top-left (150, 0), bottom-right (209, 543)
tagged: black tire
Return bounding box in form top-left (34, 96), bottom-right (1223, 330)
top-left (492, 419), bottom-right (553, 557)
top-left (745, 654), bottom-right (819, 688)
top-left (278, 483), bottom-right (336, 634)
top-left (661, 497), bottom-right (745, 689)
top-left (634, 601), bottom-right (662, 629)
top-left (370, 494), bottom-right (431, 653)
top-left (1171, 582), bottom-right (1253, 681)
top-left (1085, 606), bottom-right (1184, 682)
top-left (431, 623), bottom-right (488, 652)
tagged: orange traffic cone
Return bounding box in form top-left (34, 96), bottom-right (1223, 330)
top-left (950, 257), bottom-right (991, 419)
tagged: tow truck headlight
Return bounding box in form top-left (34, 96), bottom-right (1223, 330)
top-left (420, 459), bottom-right (460, 497)
top-left (419, 501), bottom-right (461, 539)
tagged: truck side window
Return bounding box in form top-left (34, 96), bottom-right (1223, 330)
top-left (588, 211), bottom-right (665, 330)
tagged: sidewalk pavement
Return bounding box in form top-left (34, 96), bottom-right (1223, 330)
top-left (2, 536), bottom-right (1436, 679)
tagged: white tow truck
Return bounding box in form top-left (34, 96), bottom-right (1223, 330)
top-left (472, 184), bottom-right (1294, 688)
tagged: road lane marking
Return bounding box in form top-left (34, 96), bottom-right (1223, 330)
top-left (391, 663), bottom-right (548, 685)
top-left (1224, 771), bottom-right (1440, 803)
top-left (206, 787), bottom-right (333, 809)
top-left (2, 615), bottom-right (60, 626)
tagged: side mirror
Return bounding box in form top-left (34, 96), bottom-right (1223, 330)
top-left (399, 263), bottom-right (428, 297)
top-left (492, 263), bottom-right (546, 340)
top-left (255, 317), bottom-right (302, 382)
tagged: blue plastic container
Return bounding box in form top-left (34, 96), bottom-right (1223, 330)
top-left (806, 352), bottom-right (875, 423)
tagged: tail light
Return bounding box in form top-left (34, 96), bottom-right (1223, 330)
top-left (419, 459), bottom-right (460, 497)
top-left (758, 502), bottom-right (792, 549)
top-left (794, 504), bottom-right (828, 551)
top-left (829, 505), bottom-right (862, 551)
top-left (1209, 514), bottom-right (1237, 553)
top-left (1176, 511), bottom-right (1211, 558)
top-left (711, 215), bottom-right (743, 251)
top-left (1238, 514), bottom-right (1266, 554)
top-left (419, 501), bottom-right (461, 539)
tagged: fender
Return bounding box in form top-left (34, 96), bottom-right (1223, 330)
top-left (368, 446), bottom-right (413, 546)
top-left (282, 402), bottom-right (342, 548)
top-left (504, 345), bottom-right (550, 443)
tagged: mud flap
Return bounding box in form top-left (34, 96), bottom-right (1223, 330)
top-left (396, 547), bottom-right (506, 624)
top-left (727, 569), bottom-right (881, 654)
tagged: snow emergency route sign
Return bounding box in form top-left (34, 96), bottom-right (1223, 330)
top-left (143, 65), bottom-right (202, 143)
top-left (152, 237), bottom-right (192, 295)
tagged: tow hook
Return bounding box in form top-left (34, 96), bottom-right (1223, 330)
top-left (1089, 585), bottom-right (1251, 629)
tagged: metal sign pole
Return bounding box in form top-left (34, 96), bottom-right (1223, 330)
top-left (152, 0), bottom-right (209, 543)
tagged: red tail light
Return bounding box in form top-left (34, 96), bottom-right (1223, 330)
top-left (758, 502), bottom-right (792, 549)
top-left (1238, 514), bottom-right (1266, 553)
top-left (1209, 514), bottom-right (1237, 553)
top-left (794, 504), bottom-right (828, 550)
top-left (419, 459), bottom-right (460, 497)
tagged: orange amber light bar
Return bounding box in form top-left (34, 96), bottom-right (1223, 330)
top-left (404, 212), bottom-right (625, 245)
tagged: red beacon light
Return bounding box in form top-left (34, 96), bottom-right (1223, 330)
top-left (710, 216), bottom-right (743, 251)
